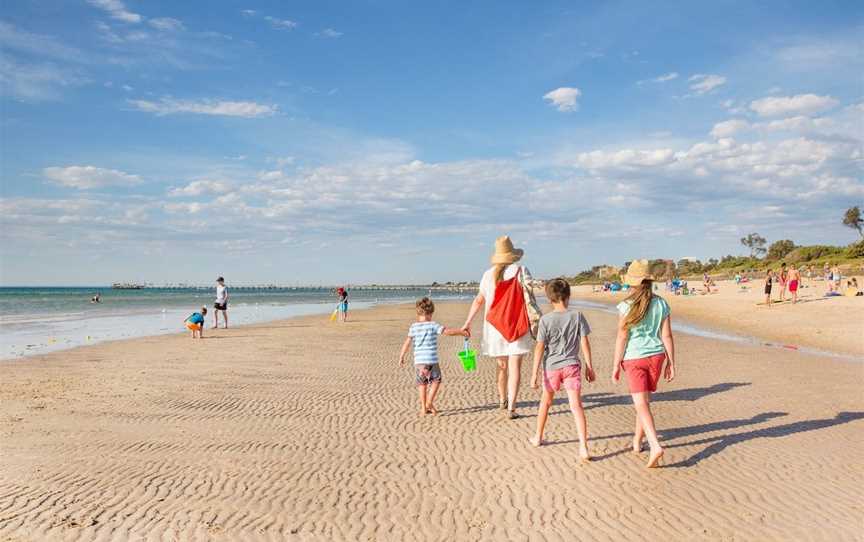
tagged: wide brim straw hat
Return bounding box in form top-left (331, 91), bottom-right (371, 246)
top-left (490, 235), bottom-right (524, 265)
top-left (623, 259), bottom-right (655, 286)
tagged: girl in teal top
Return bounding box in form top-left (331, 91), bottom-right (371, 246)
top-left (612, 260), bottom-right (677, 469)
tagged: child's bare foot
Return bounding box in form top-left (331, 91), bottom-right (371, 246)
top-left (579, 445), bottom-right (591, 463)
top-left (419, 407), bottom-right (427, 417)
top-left (427, 405), bottom-right (439, 416)
top-left (646, 448), bottom-right (664, 468)
top-left (528, 436), bottom-right (544, 447)
top-left (632, 437), bottom-right (644, 454)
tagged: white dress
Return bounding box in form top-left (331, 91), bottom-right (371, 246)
top-left (479, 264), bottom-right (534, 357)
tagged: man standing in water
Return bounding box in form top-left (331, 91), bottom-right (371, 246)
top-left (214, 277), bottom-right (229, 329)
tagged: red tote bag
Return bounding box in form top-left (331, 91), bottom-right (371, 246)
top-left (486, 269), bottom-right (530, 342)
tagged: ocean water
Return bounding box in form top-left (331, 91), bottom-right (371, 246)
top-left (0, 286), bottom-right (472, 360)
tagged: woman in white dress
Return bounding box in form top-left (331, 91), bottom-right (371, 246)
top-left (462, 236), bottom-right (534, 419)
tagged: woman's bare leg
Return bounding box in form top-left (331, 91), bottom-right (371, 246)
top-left (496, 357), bottom-right (507, 407)
top-left (507, 354), bottom-right (523, 415)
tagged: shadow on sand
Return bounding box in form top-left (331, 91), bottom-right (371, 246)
top-left (664, 411), bottom-right (864, 467)
top-left (442, 382), bottom-right (750, 418)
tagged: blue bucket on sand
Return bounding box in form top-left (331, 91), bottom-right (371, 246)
top-left (458, 339), bottom-right (477, 372)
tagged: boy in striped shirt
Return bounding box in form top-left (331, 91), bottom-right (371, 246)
top-left (399, 297), bottom-right (469, 416)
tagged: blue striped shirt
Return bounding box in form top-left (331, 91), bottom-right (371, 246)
top-left (408, 321), bottom-right (445, 365)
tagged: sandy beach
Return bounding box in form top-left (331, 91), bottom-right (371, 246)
top-left (1, 301), bottom-right (862, 541)
top-left (572, 278), bottom-right (864, 357)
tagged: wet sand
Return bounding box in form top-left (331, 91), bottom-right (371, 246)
top-left (1, 302), bottom-right (862, 540)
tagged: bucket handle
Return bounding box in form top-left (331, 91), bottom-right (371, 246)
top-left (463, 338), bottom-right (470, 353)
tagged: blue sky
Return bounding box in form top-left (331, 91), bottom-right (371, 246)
top-left (1, 0), bottom-right (862, 285)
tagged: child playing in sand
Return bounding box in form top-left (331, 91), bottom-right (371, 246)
top-left (612, 260), bottom-right (676, 468)
top-left (185, 307), bottom-right (207, 339)
top-left (529, 279), bottom-right (595, 461)
top-left (398, 298), bottom-right (468, 416)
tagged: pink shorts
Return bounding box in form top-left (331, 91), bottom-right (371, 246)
top-left (788, 280), bottom-right (799, 292)
top-left (623, 353), bottom-right (666, 393)
top-left (543, 364), bottom-right (581, 393)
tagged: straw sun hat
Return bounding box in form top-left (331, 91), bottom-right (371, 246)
top-left (623, 259), bottom-right (655, 286)
top-left (490, 236), bottom-right (524, 265)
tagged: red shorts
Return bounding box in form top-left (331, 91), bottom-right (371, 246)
top-left (543, 364), bottom-right (581, 393)
top-left (623, 353), bottom-right (666, 393)
top-left (788, 280), bottom-right (799, 292)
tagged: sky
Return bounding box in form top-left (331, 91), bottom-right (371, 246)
top-left (0, 0), bottom-right (862, 286)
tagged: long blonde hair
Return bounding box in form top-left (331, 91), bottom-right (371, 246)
top-left (622, 280), bottom-right (654, 329)
top-left (493, 264), bottom-right (508, 284)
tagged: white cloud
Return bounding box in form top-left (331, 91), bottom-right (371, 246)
top-left (86, 0), bottom-right (142, 23)
top-left (318, 28), bottom-right (343, 38)
top-left (0, 22), bottom-right (86, 62)
top-left (0, 58), bottom-right (88, 102)
top-left (128, 98), bottom-right (277, 117)
top-left (749, 94), bottom-right (839, 117)
top-left (148, 18), bottom-right (185, 32)
top-left (168, 180), bottom-right (232, 197)
top-left (653, 72), bottom-right (678, 82)
top-left (575, 148), bottom-right (675, 169)
top-left (688, 74), bottom-right (726, 95)
top-left (543, 87), bottom-right (581, 112)
top-left (710, 119), bottom-right (749, 139)
top-left (43, 166), bottom-right (142, 189)
top-left (241, 9), bottom-right (257, 17)
top-left (264, 16), bottom-right (298, 29)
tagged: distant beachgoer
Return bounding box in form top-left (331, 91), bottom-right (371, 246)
top-left (831, 265), bottom-right (841, 292)
top-left (847, 278), bottom-right (862, 297)
top-left (529, 279), bottom-right (595, 461)
top-left (788, 266), bottom-right (801, 304)
top-left (778, 264), bottom-right (788, 302)
top-left (612, 260), bottom-right (676, 468)
top-left (806, 265), bottom-right (814, 285)
top-left (213, 277), bottom-right (229, 329)
top-left (337, 287), bottom-right (349, 322)
top-left (764, 269), bottom-right (774, 308)
top-left (462, 236), bottom-right (538, 420)
top-left (185, 307), bottom-right (208, 339)
top-left (824, 264), bottom-right (832, 289)
top-left (398, 297), bottom-right (468, 416)
top-left (91, 293), bottom-right (101, 304)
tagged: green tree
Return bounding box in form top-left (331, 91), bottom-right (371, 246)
top-left (740, 232), bottom-right (767, 258)
top-left (767, 239), bottom-right (796, 260)
top-left (843, 206), bottom-right (863, 238)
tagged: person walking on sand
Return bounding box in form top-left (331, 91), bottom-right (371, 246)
top-left (778, 264), bottom-right (788, 302)
top-left (529, 279), bottom-right (595, 461)
top-left (337, 287), bottom-right (349, 322)
top-left (612, 260), bottom-right (677, 468)
top-left (213, 277), bottom-right (229, 329)
top-left (462, 236), bottom-right (539, 420)
top-left (398, 297), bottom-right (469, 416)
top-left (788, 266), bottom-right (801, 304)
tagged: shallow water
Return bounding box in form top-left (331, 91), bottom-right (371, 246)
top-left (0, 287), bottom-right (470, 360)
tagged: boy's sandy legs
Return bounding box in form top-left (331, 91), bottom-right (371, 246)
top-left (530, 390), bottom-right (554, 446)
top-left (530, 388), bottom-right (590, 460)
top-left (565, 388), bottom-right (590, 460)
top-left (417, 385), bottom-right (428, 416)
top-left (632, 392), bottom-right (664, 467)
top-left (426, 381), bottom-right (440, 414)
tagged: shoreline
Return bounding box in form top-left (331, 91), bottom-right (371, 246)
top-left (1, 302), bottom-right (862, 540)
